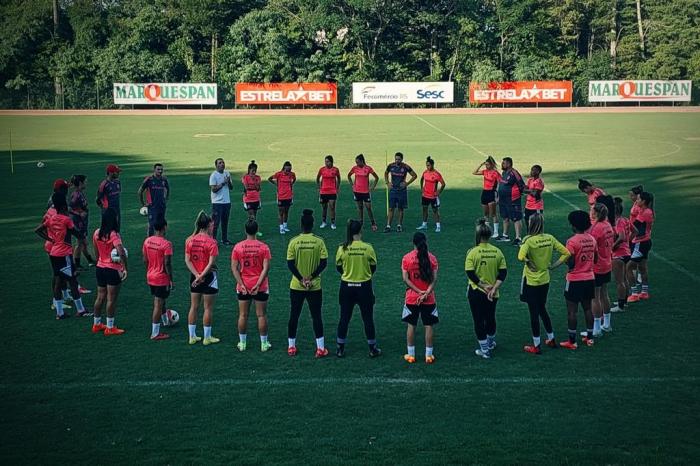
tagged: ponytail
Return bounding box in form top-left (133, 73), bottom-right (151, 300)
top-left (528, 213), bottom-right (544, 236)
top-left (593, 202), bottom-right (609, 223)
top-left (99, 207), bottom-right (119, 240)
top-left (343, 219), bottom-right (362, 250)
top-left (412, 232), bottom-right (433, 283)
top-left (247, 160), bottom-right (257, 174)
top-left (426, 156), bottom-right (435, 168)
top-left (640, 192), bottom-right (654, 211)
top-left (193, 211), bottom-right (212, 235)
top-left (474, 217), bottom-right (492, 246)
top-left (630, 185), bottom-right (644, 196)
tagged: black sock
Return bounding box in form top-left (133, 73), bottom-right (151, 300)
top-left (618, 298), bottom-right (626, 309)
top-left (568, 330), bottom-right (576, 344)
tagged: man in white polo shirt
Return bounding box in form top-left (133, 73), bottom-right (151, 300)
top-left (209, 158), bottom-right (233, 245)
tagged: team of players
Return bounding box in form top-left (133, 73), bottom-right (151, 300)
top-left (36, 155), bottom-right (655, 360)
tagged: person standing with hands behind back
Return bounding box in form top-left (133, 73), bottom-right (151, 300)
top-left (209, 158), bottom-right (233, 245)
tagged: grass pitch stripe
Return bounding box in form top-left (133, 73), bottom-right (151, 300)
top-left (414, 115), bottom-right (487, 156)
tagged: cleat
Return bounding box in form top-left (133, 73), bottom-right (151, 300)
top-left (627, 293), bottom-right (641, 303)
top-left (78, 287), bottom-right (92, 294)
top-left (104, 326), bottom-right (125, 336)
top-left (287, 346), bottom-right (297, 357)
top-left (523, 345), bottom-right (542, 355)
top-left (371, 224), bottom-right (378, 232)
top-left (319, 222), bottom-right (327, 229)
top-left (330, 223), bottom-right (337, 230)
top-left (475, 349), bottom-right (491, 359)
top-left (416, 224), bottom-right (428, 231)
top-left (336, 346), bottom-right (345, 358)
top-left (92, 323), bottom-right (106, 333)
top-left (383, 226), bottom-right (392, 233)
top-left (75, 310), bottom-right (93, 317)
top-left (491, 231), bottom-right (499, 238)
top-left (260, 341), bottom-right (272, 352)
top-left (396, 225), bottom-right (403, 233)
top-left (315, 347), bottom-right (329, 358)
top-left (582, 336), bottom-right (595, 346)
top-left (55, 313), bottom-right (71, 320)
top-left (369, 347), bottom-right (382, 358)
top-left (279, 228), bottom-right (286, 235)
top-left (601, 325), bottom-right (613, 333)
top-left (545, 339), bottom-right (559, 349)
top-left (435, 226), bottom-right (441, 233)
top-left (609, 305), bottom-right (624, 313)
top-left (496, 235), bottom-right (510, 242)
top-left (237, 341), bottom-right (247, 352)
top-left (151, 333), bottom-right (170, 341)
top-left (188, 336), bottom-right (202, 345)
top-left (283, 226), bottom-right (291, 232)
top-left (488, 340), bottom-right (497, 351)
top-left (512, 238), bottom-right (522, 246)
top-left (51, 302), bottom-right (72, 310)
top-left (404, 354), bottom-right (416, 364)
top-left (425, 354), bottom-right (436, 364)
top-left (560, 341), bottom-right (577, 350)
top-left (639, 292), bottom-right (650, 300)
top-left (203, 336), bottom-right (220, 346)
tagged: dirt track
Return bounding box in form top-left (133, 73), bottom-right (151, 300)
top-left (1, 107), bottom-right (698, 116)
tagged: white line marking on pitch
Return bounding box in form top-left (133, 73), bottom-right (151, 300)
top-left (1, 376), bottom-right (698, 390)
top-left (414, 116), bottom-right (699, 283)
top-left (193, 133), bottom-right (227, 138)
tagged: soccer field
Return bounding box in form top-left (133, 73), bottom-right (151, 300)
top-left (1, 110), bottom-right (699, 464)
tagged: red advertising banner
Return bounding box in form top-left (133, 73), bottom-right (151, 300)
top-left (469, 81), bottom-right (573, 103)
top-left (235, 83), bottom-right (337, 105)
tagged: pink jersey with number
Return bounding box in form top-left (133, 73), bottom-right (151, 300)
top-left (271, 171), bottom-right (296, 200)
top-left (143, 235), bottom-right (173, 286)
top-left (590, 220), bottom-right (614, 274)
top-left (482, 169), bottom-right (500, 190)
top-left (93, 229), bottom-right (124, 271)
top-left (318, 166), bottom-right (340, 195)
top-left (44, 213), bottom-right (74, 257)
top-left (350, 165), bottom-right (375, 193)
top-left (185, 233), bottom-right (218, 274)
top-left (565, 233), bottom-right (597, 282)
top-left (421, 170), bottom-right (444, 199)
top-left (42, 207), bottom-right (57, 253)
top-left (612, 217), bottom-right (631, 258)
top-left (401, 250), bottom-right (438, 305)
top-left (632, 208), bottom-right (654, 243)
top-left (232, 239), bottom-right (271, 293)
top-left (242, 174), bottom-right (261, 203)
top-left (525, 177), bottom-right (545, 210)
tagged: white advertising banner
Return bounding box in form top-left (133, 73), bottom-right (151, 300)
top-left (113, 83), bottom-right (218, 105)
top-left (588, 80), bottom-right (691, 102)
top-left (352, 82), bottom-right (454, 104)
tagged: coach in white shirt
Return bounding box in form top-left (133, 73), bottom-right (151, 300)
top-left (209, 158), bottom-right (233, 245)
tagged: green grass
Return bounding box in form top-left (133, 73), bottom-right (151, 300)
top-left (1, 112), bottom-right (699, 464)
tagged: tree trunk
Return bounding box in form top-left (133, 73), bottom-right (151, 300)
top-left (610, 0), bottom-right (618, 67)
top-left (53, 0), bottom-right (62, 109)
top-left (636, 0), bottom-right (646, 58)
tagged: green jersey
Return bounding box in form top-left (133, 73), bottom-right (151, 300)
top-left (335, 240), bottom-right (377, 283)
top-left (286, 233), bottom-right (328, 291)
top-left (517, 233), bottom-right (570, 286)
top-left (465, 242), bottom-right (507, 298)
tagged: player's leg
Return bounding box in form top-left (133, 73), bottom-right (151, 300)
top-left (468, 289), bottom-right (489, 357)
top-left (405, 323), bottom-right (416, 362)
top-left (562, 299), bottom-right (579, 348)
top-left (358, 284), bottom-right (379, 356)
top-left (417, 203), bottom-right (428, 229)
top-left (104, 282), bottom-right (123, 334)
top-left (255, 297), bottom-right (270, 351)
top-left (600, 281), bottom-right (612, 331)
top-left (489, 200), bottom-right (499, 237)
top-left (277, 205), bottom-right (285, 234)
top-left (365, 201), bottom-right (377, 231)
top-left (639, 258), bottom-right (650, 298)
top-left (320, 198), bottom-right (329, 226)
top-left (202, 292), bottom-right (219, 344)
top-left (328, 199), bottom-right (337, 228)
top-left (150, 291), bottom-right (168, 340)
top-left (211, 203), bottom-right (221, 241)
top-left (612, 259), bottom-right (628, 312)
top-left (386, 206), bottom-right (395, 231)
top-left (355, 199), bottom-right (364, 223)
top-left (237, 296), bottom-right (251, 350)
top-left (336, 284), bottom-right (355, 357)
top-left (424, 324), bottom-right (434, 362)
top-left (187, 292), bottom-right (202, 343)
top-left (592, 284), bottom-right (603, 335)
top-left (287, 289), bottom-right (304, 354)
top-left (582, 296), bottom-right (595, 343)
top-left (485, 298), bottom-right (497, 350)
top-left (432, 202), bottom-right (441, 232)
top-left (538, 284), bottom-right (555, 345)
top-left (92, 285), bottom-right (106, 330)
top-left (220, 203), bottom-right (231, 243)
top-left (397, 208), bottom-right (405, 231)
top-left (308, 290), bottom-right (326, 355)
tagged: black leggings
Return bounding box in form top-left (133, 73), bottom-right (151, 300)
top-left (467, 288), bottom-right (497, 341)
top-left (288, 289), bottom-right (324, 339)
top-left (336, 281), bottom-right (376, 344)
top-left (522, 282), bottom-right (553, 338)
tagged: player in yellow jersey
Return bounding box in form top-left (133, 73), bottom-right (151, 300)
top-left (465, 219), bottom-right (507, 359)
top-left (335, 220), bottom-right (381, 358)
top-left (517, 214), bottom-right (570, 354)
top-left (286, 209), bottom-right (329, 358)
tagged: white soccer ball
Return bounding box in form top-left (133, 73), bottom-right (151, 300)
top-left (139, 206), bottom-right (148, 216)
top-left (37, 161), bottom-right (45, 168)
top-left (161, 309), bottom-right (179, 327)
top-left (110, 247), bottom-right (128, 263)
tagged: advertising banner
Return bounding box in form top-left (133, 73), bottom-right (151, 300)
top-left (588, 80), bottom-right (692, 102)
top-left (113, 83), bottom-right (217, 105)
top-left (352, 82), bottom-right (454, 104)
top-left (469, 81), bottom-right (573, 103)
top-left (235, 83), bottom-right (337, 105)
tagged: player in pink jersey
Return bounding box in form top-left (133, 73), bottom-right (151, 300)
top-left (241, 160), bottom-right (263, 227)
top-left (185, 211), bottom-right (220, 345)
top-left (589, 203), bottom-right (615, 336)
top-left (627, 192), bottom-right (655, 303)
top-left (610, 197), bottom-right (631, 313)
top-left (416, 156), bottom-right (446, 233)
top-left (268, 161), bottom-right (296, 235)
top-left (401, 232), bottom-right (439, 364)
top-left (578, 178), bottom-right (606, 223)
top-left (347, 153), bottom-right (379, 231)
top-left (560, 210), bottom-right (597, 350)
top-left (142, 218), bottom-right (173, 341)
top-left (231, 220), bottom-right (272, 352)
top-left (35, 192), bottom-right (90, 320)
top-left (626, 185), bottom-right (644, 285)
top-left (473, 156), bottom-right (501, 237)
top-left (523, 165), bottom-right (544, 230)
top-left (316, 155), bottom-right (341, 230)
top-left (91, 207), bottom-right (127, 335)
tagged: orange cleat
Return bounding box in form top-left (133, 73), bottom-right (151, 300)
top-left (150, 333), bottom-right (170, 341)
top-left (92, 323), bottom-right (106, 333)
top-left (560, 341), bottom-right (578, 350)
top-left (582, 336), bottom-right (594, 346)
top-left (425, 355), bottom-right (436, 364)
top-left (545, 339), bottom-right (559, 349)
top-left (638, 292), bottom-right (650, 300)
top-left (627, 293), bottom-right (641, 303)
top-left (104, 326), bottom-right (125, 336)
top-left (523, 345), bottom-right (542, 355)
top-left (315, 347), bottom-right (329, 358)
top-left (287, 346), bottom-right (297, 357)
top-left (404, 354), bottom-right (416, 364)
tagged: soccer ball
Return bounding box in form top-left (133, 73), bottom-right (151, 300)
top-left (139, 206), bottom-right (148, 216)
top-left (37, 161), bottom-right (45, 168)
top-left (161, 309), bottom-right (179, 327)
top-left (110, 247), bottom-right (128, 263)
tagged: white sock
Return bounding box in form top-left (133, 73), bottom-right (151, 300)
top-left (603, 313), bottom-right (611, 327)
top-left (593, 318), bottom-right (601, 333)
top-left (316, 337), bottom-right (325, 349)
top-left (479, 339), bottom-right (489, 352)
top-left (93, 316), bottom-right (101, 325)
top-left (493, 223), bottom-right (499, 234)
top-left (106, 317), bottom-right (115, 329)
top-left (204, 326), bottom-right (212, 338)
top-left (188, 324), bottom-right (197, 338)
top-left (533, 336), bottom-right (541, 347)
top-left (151, 323), bottom-right (160, 338)
top-left (546, 332), bottom-right (555, 340)
top-left (53, 299), bottom-right (64, 317)
top-left (239, 333), bottom-right (247, 343)
top-left (421, 221), bottom-right (427, 226)
top-left (261, 335), bottom-right (268, 343)
top-left (407, 345), bottom-right (416, 356)
top-left (74, 298), bottom-right (85, 312)
top-left (288, 338), bottom-right (296, 348)
top-left (436, 222), bottom-right (441, 228)
top-left (426, 346), bottom-right (433, 357)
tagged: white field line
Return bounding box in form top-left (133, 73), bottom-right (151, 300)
top-left (413, 116), bottom-right (699, 283)
top-left (1, 376), bottom-right (698, 391)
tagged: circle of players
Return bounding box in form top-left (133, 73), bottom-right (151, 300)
top-left (35, 153), bottom-right (654, 361)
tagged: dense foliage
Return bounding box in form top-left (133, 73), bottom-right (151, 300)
top-left (1, 0), bottom-right (698, 108)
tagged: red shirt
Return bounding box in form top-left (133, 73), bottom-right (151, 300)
top-left (93, 229), bottom-right (124, 271)
top-left (185, 233), bottom-right (218, 274)
top-left (590, 220), bottom-right (614, 274)
top-left (242, 174), bottom-right (261, 203)
top-left (565, 233), bottom-right (597, 282)
top-left (525, 177), bottom-right (544, 210)
top-left (613, 217), bottom-right (631, 258)
top-left (44, 213), bottom-right (74, 257)
top-left (482, 169), bottom-right (501, 190)
top-left (231, 239), bottom-right (272, 293)
top-left (42, 207), bottom-right (57, 253)
top-left (587, 187), bottom-right (606, 223)
top-left (401, 250), bottom-right (438, 305)
top-left (629, 202), bottom-right (641, 224)
top-left (421, 170), bottom-right (444, 199)
top-left (349, 165), bottom-right (376, 193)
top-left (632, 208), bottom-right (654, 243)
top-left (142, 235), bottom-right (173, 286)
top-left (271, 171), bottom-right (295, 200)
top-left (317, 166), bottom-right (340, 195)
